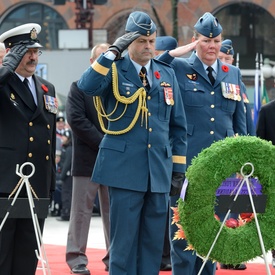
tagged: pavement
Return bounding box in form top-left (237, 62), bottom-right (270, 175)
top-left (42, 214), bottom-right (274, 267)
top-left (42, 214), bottom-right (106, 250)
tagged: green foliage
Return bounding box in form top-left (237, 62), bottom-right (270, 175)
top-left (178, 136), bottom-right (275, 264)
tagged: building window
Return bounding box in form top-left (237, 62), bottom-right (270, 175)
top-left (215, 2), bottom-right (275, 69)
top-left (0, 3), bottom-right (68, 49)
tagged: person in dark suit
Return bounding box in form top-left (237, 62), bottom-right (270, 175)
top-left (158, 12), bottom-right (247, 275)
top-left (256, 100), bottom-right (275, 144)
top-left (0, 23), bottom-right (57, 275)
top-left (77, 11), bottom-right (187, 275)
top-left (256, 99), bottom-right (275, 268)
top-left (65, 43), bottom-right (110, 275)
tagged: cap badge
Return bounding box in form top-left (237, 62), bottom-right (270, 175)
top-left (30, 28), bottom-right (38, 40)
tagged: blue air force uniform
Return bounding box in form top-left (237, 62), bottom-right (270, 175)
top-left (78, 11), bottom-right (187, 275)
top-left (161, 53), bottom-right (247, 166)
top-left (159, 12), bottom-right (247, 275)
top-left (78, 54), bottom-right (186, 192)
top-left (220, 39), bottom-right (255, 136)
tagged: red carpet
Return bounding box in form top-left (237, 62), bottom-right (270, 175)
top-left (36, 244), bottom-right (275, 274)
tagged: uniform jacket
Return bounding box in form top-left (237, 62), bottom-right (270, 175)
top-left (256, 99), bottom-right (275, 144)
top-left (159, 52), bottom-right (247, 166)
top-left (66, 81), bottom-right (104, 177)
top-left (78, 53), bottom-right (187, 193)
top-left (0, 67), bottom-right (56, 198)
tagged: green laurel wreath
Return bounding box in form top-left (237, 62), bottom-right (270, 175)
top-left (177, 136), bottom-right (275, 265)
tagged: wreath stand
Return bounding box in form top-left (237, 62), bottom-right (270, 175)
top-left (197, 162), bottom-right (271, 275)
top-left (0, 162), bottom-right (51, 275)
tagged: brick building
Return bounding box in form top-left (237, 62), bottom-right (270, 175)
top-left (1, 0), bottom-right (275, 101)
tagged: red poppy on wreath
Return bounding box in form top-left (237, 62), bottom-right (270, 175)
top-left (154, 71), bottom-right (160, 79)
top-left (222, 65), bottom-right (229, 72)
top-left (41, 84), bottom-right (48, 93)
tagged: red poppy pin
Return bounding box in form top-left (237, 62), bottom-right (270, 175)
top-left (154, 71), bottom-right (160, 79)
top-left (41, 84), bottom-right (48, 93)
top-left (222, 65), bottom-right (229, 72)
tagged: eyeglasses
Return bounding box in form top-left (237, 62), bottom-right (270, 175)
top-left (26, 50), bottom-right (42, 56)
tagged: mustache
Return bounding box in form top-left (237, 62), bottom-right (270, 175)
top-left (26, 60), bottom-right (37, 65)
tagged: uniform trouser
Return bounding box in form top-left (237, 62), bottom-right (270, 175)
top-left (0, 217), bottom-right (45, 275)
top-left (162, 211), bottom-right (171, 265)
top-left (108, 187), bottom-right (168, 275)
top-left (170, 195), bottom-right (216, 275)
top-left (61, 176), bottom-right (73, 218)
top-left (66, 176), bottom-right (110, 269)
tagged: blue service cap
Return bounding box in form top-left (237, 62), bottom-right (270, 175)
top-left (220, 39), bottom-right (234, 55)
top-left (125, 11), bottom-right (156, 36)
top-left (194, 12), bottom-right (222, 38)
top-left (155, 36), bottom-right (178, 51)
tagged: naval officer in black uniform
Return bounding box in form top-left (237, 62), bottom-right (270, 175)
top-left (0, 23), bottom-right (57, 275)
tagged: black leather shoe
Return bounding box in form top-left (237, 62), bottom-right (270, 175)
top-left (220, 263), bottom-right (247, 270)
top-left (220, 263), bottom-right (231, 269)
top-left (71, 264), bottom-right (90, 274)
top-left (232, 263), bottom-right (247, 270)
top-left (160, 263), bottom-right (172, 271)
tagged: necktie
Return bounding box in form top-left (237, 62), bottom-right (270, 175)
top-left (207, 66), bottom-right (215, 85)
top-left (23, 78), bottom-right (36, 108)
top-left (139, 67), bottom-right (150, 89)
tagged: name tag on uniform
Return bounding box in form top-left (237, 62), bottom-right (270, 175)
top-left (221, 82), bottom-right (241, 102)
top-left (164, 87), bottom-right (174, 106)
top-left (44, 95), bottom-right (58, 114)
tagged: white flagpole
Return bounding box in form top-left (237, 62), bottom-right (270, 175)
top-left (254, 53), bottom-right (260, 126)
top-left (236, 53), bottom-right (239, 68)
top-left (260, 53), bottom-right (264, 101)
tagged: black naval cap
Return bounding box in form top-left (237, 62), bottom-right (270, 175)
top-left (220, 39), bottom-right (234, 55)
top-left (125, 11), bottom-right (156, 36)
top-left (56, 112), bottom-right (65, 122)
top-left (194, 12), bottom-right (222, 38)
top-left (0, 23), bottom-right (43, 49)
top-left (155, 36), bottom-right (178, 51)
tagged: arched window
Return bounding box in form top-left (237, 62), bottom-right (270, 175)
top-left (215, 2), bottom-right (275, 69)
top-left (0, 3), bottom-right (68, 50)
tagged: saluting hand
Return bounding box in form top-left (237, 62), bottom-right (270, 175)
top-left (2, 43), bottom-right (28, 71)
top-left (168, 41), bottom-right (198, 58)
top-left (108, 31), bottom-right (141, 60)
